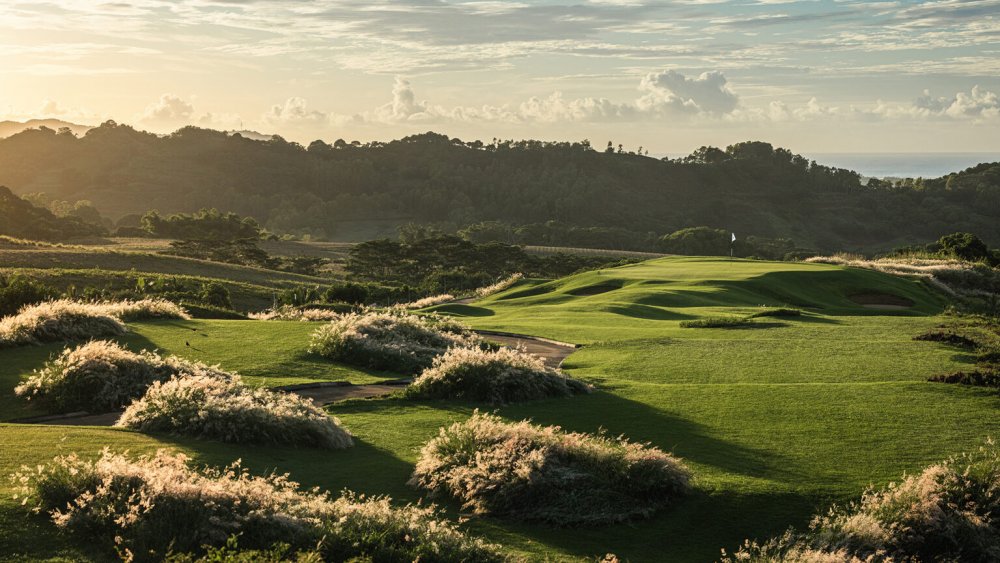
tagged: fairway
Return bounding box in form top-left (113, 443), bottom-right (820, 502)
top-left (1, 256), bottom-right (997, 562)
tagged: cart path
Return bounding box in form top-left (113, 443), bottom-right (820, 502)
top-left (11, 331), bottom-right (579, 427)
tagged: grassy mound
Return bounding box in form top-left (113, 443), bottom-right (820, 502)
top-left (117, 376), bottom-right (354, 449)
top-left (680, 316), bottom-right (755, 329)
top-left (406, 347), bottom-right (590, 404)
top-left (13, 449), bottom-right (507, 562)
top-left (14, 340), bottom-right (233, 413)
top-left (409, 411), bottom-right (691, 525)
top-left (722, 442), bottom-right (1000, 562)
top-left (309, 310), bottom-right (478, 373)
top-left (0, 298), bottom-right (189, 348)
top-left (0, 300), bottom-right (126, 347)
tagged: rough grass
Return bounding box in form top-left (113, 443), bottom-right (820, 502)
top-left (309, 310), bottom-right (478, 374)
top-left (14, 340), bottom-right (234, 413)
top-left (12, 448), bottom-right (507, 562)
top-left (117, 375), bottom-right (354, 449)
top-left (406, 346), bottom-right (591, 404)
top-left (746, 307), bottom-right (803, 318)
top-left (410, 411), bottom-right (691, 525)
top-left (0, 298), bottom-right (189, 348)
top-left (722, 441), bottom-right (1000, 562)
top-left (0, 299), bottom-right (127, 347)
top-left (249, 305), bottom-right (343, 322)
top-left (680, 316), bottom-right (755, 329)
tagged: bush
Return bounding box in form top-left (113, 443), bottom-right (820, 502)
top-left (406, 347), bottom-right (590, 404)
top-left (680, 316), bottom-right (754, 328)
top-left (250, 305), bottom-right (347, 322)
top-left (721, 442), bottom-right (1000, 562)
top-left (0, 300), bottom-right (127, 347)
top-left (0, 274), bottom-right (56, 317)
top-left (13, 449), bottom-right (508, 562)
top-left (309, 311), bottom-right (478, 373)
top-left (409, 411), bottom-right (691, 525)
top-left (14, 340), bottom-right (235, 413)
top-left (117, 376), bottom-right (353, 449)
top-left (199, 282), bottom-right (232, 309)
top-left (747, 307), bottom-right (802, 318)
top-left (97, 298), bottom-right (191, 321)
top-left (398, 294), bottom-right (454, 310)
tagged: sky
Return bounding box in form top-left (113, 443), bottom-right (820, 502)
top-left (0, 0), bottom-right (998, 154)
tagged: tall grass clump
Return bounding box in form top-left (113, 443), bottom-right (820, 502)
top-left (721, 441), bottom-right (1000, 562)
top-left (12, 449), bottom-right (508, 562)
top-left (476, 273), bottom-right (524, 298)
top-left (249, 305), bottom-right (342, 322)
top-left (406, 347), bottom-right (590, 404)
top-left (309, 310), bottom-right (478, 373)
top-left (117, 376), bottom-right (353, 449)
top-left (14, 340), bottom-right (234, 413)
top-left (410, 411), bottom-right (691, 525)
top-left (0, 300), bottom-right (127, 347)
top-left (397, 294), bottom-right (455, 310)
top-left (747, 307), bottom-right (802, 319)
top-left (0, 298), bottom-right (189, 348)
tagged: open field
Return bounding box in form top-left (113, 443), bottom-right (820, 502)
top-left (1, 256), bottom-right (997, 561)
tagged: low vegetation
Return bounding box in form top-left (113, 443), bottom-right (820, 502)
top-left (309, 310), bottom-right (478, 373)
top-left (0, 298), bottom-right (188, 348)
top-left (249, 305), bottom-right (344, 322)
top-left (12, 449), bottom-right (507, 562)
top-left (721, 442), bottom-right (1000, 562)
top-left (406, 346), bottom-right (590, 404)
top-left (14, 340), bottom-right (235, 412)
top-left (398, 293), bottom-right (455, 310)
top-left (409, 411), bottom-right (691, 525)
top-left (476, 273), bottom-right (524, 298)
top-left (117, 376), bottom-right (353, 449)
top-left (680, 316), bottom-right (756, 329)
top-left (0, 300), bottom-right (127, 347)
top-left (747, 307), bottom-right (802, 319)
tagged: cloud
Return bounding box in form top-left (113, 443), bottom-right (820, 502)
top-left (637, 70), bottom-right (739, 114)
top-left (914, 86), bottom-right (1000, 119)
top-left (142, 94), bottom-right (195, 122)
top-left (37, 99), bottom-right (67, 116)
top-left (261, 97), bottom-right (331, 126)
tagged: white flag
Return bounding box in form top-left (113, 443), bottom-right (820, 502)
top-left (731, 232), bottom-right (736, 243)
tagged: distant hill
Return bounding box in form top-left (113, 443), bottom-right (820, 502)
top-left (0, 186), bottom-right (105, 240)
top-left (0, 121), bottom-right (997, 252)
top-left (0, 119), bottom-right (92, 139)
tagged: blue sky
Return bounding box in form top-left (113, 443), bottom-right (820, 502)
top-left (1, 0), bottom-right (997, 152)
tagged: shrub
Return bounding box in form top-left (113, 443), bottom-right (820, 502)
top-left (117, 376), bottom-right (353, 449)
top-left (721, 442), bottom-right (1000, 562)
top-left (97, 298), bottom-right (191, 321)
top-left (0, 300), bottom-right (127, 347)
top-left (475, 273), bottom-right (524, 298)
top-left (747, 307), bottom-right (802, 318)
top-left (199, 282), bottom-right (232, 309)
top-left (409, 411), bottom-right (691, 525)
top-left (14, 340), bottom-right (235, 413)
top-left (680, 316), bottom-right (754, 328)
top-left (0, 274), bottom-right (56, 317)
top-left (309, 311), bottom-right (478, 373)
top-left (397, 294), bottom-right (455, 310)
top-left (249, 305), bottom-right (343, 322)
top-left (406, 347), bottom-right (590, 404)
top-left (13, 449), bottom-right (508, 562)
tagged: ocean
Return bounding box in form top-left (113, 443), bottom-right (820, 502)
top-left (805, 153), bottom-right (999, 179)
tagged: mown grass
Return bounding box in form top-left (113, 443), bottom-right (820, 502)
top-left (0, 256), bottom-right (996, 562)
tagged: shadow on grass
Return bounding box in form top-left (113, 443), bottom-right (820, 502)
top-left (467, 488), bottom-right (821, 563)
top-left (431, 304), bottom-right (495, 317)
top-left (604, 304), bottom-right (694, 321)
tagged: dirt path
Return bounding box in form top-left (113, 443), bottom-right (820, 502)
top-left (11, 331), bottom-right (578, 427)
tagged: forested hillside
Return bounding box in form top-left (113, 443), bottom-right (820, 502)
top-left (1, 121), bottom-right (998, 252)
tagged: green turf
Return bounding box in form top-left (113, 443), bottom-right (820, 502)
top-left (0, 319), bottom-right (393, 421)
top-left (0, 256), bottom-right (996, 562)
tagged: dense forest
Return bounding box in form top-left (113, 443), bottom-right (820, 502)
top-left (1, 121), bottom-right (998, 252)
top-left (0, 185), bottom-right (104, 241)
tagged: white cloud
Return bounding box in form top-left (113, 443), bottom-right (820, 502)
top-left (261, 97), bottom-right (331, 126)
top-left (637, 69), bottom-right (739, 114)
top-left (915, 86), bottom-right (999, 119)
top-left (142, 94), bottom-right (195, 122)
